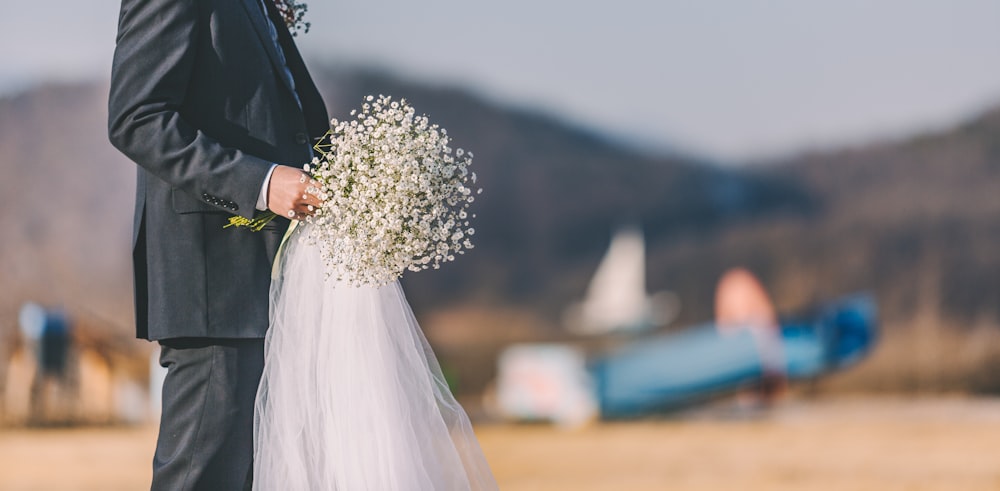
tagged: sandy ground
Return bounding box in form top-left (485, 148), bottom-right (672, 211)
top-left (1, 397), bottom-right (999, 491)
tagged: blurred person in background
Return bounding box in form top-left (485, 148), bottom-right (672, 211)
top-left (29, 308), bottom-right (74, 423)
top-left (714, 268), bottom-right (786, 405)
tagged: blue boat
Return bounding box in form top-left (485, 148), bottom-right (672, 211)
top-left (591, 294), bottom-right (878, 419)
top-left (493, 294), bottom-right (878, 425)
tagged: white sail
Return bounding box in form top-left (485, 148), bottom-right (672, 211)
top-left (564, 226), bottom-right (678, 335)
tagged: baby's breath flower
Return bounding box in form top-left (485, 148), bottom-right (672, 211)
top-left (273, 0), bottom-right (310, 36)
top-left (302, 95), bottom-right (481, 286)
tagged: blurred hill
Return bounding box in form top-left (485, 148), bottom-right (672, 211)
top-left (781, 110), bottom-right (1000, 325)
top-left (309, 69), bottom-right (817, 316)
top-left (312, 69), bottom-right (1000, 335)
top-left (1, 68), bottom-right (998, 393)
top-left (655, 107), bottom-right (1000, 327)
top-left (0, 68), bottom-right (814, 332)
top-left (0, 83), bottom-right (134, 337)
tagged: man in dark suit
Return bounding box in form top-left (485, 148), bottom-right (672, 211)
top-left (108, 0), bottom-right (329, 488)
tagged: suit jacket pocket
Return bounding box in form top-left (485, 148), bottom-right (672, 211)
top-left (171, 188), bottom-right (227, 214)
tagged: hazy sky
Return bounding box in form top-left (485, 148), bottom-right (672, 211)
top-left (3, 0), bottom-right (1000, 161)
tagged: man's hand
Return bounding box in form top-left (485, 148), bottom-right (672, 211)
top-left (267, 165), bottom-right (323, 220)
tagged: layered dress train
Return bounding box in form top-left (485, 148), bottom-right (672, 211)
top-left (253, 224), bottom-right (497, 490)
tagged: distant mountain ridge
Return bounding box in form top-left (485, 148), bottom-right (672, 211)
top-left (309, 68), bottom-right (818, 313)
top-left (0, 67), bottom-right (996, 339)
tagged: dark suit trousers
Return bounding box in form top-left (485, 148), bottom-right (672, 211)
top-left (153, 338), bottom-right (264, 491)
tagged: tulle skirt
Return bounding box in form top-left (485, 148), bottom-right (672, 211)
top-left (253, 224), bottom-right (497, 490)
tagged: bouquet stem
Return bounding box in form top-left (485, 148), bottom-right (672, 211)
top-left (225, 212), bottom-right (278, 231)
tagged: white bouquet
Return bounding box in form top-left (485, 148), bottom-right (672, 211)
top-left (232, 95), bottom-right (480, 286)
top-left (307, 94), bottom-right (480, 285)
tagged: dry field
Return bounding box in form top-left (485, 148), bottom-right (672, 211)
top-left (1, 397), bottom-right (998, 491)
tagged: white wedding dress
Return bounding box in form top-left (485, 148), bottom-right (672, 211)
top-left (253, 224), bottom-right (498, 490)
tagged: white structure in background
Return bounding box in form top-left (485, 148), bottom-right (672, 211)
top-left (494, 344), bottom-right (597, 428)
top-left (563, 225), bottom-right (679, 335)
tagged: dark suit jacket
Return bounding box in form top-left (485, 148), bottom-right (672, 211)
top-left (108, 0), bottom-right (329, 340)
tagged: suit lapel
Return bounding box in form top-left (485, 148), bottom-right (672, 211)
top-left (238, 0), bottom-right (297, 95)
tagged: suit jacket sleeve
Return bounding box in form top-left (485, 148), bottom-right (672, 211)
top-left (108, 0), bottom-right (272, 219)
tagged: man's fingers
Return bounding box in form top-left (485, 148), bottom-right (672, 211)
top-left (301, 194), bottom-right (323, 208)
top-left (291, 201), bottom-right (318, 217)
top-left (293, 190), bottom-right (320, 210)
top-left (297, 183), bottom-right (324, 208)
top-left (266, 166), bottom-right (325, 220)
